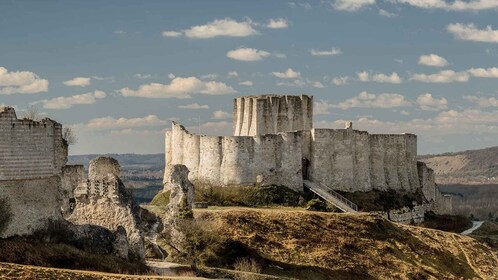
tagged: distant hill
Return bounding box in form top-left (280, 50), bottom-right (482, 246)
top-left (68, 154), bottom-right (164, 171)
top-left (419, 146), bottom-right (498, 185)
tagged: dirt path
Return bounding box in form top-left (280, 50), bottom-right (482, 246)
top-left (461, 221), bottom-right (484, 235)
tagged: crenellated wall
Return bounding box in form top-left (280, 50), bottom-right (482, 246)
top-left (233, 95), bottom-right (313, 136)
top-left (165, 122), bottom-right (304, 191)
top-left (0, 107), bottom-right (67, 180)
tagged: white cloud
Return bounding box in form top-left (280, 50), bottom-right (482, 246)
top-left (395, 0), bottom-right (498, 11)
top-left (212, 110), bottom-right (231, 119)
top-left (168, 73), bottom-right (176, 79)
top-left (63, 77), bottom-right (91, 87)
top-left (416, 93), bottom-right (448, 111)
top-left (418, 54), bottom-right (448, 67)
top-left (0, 66), bottom-right (49, 95)
top-left (200, 73), bottom-right (219, 80)
top-left (410, 70), bottom-right (470, 83)
top-left (178, 103), bottom-right (209, 109)
top-left (310, 81), bottom-right (325, 88)
top-left (314, 100), bottom-right (332, 115)
top-left (239, 80), bottom-right (253, 86)
top-left (310, 48), bottom-right (342, 56)
top-left (119, 76), bottom-right (236, 99)
top-left (134, 73), bottom-right (152, 79)
top-left (271, 68), bottom-right (301, 79)
top-left (356, 71), bottom-right (402, 83)
top-left (162, 31), bottom-right (182, 37)
top-left (226, 47), bottom-right (271, 61)
top-left (332, 76), bottom-right (350, 85)
top-left (86, 115), bottom-right (167, 129)
top-left (332, 0), bottom-right (376, 11)
top-left (37, 90), bottom-right (106, 109)
top-left (378, 9), bottom-right (397, 17)
top-left (447, 23), bottom-right (498, 43)
top-left (468, 67), bottom-right (498, 78)
top-left (113, 30), bottom-right (126, 35)
top-left (228, 71), bottom-right (239, 78)
top-left (274, 53), bottom-right (287, 58)
top-left (267, 18), bottom-right (288, 29)
top-left (184, 18), bottom-right (257, 39)
top-left (463, 95), bottom-right (498, 107)
top-left (335, 91), bottom-right (411, 109)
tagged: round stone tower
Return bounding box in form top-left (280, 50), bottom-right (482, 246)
top-left (232, 94), bottom-right (313, 136)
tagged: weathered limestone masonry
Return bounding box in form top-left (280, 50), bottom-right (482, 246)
top-left (165, 94), bottom-right (450, 215)
top-left (67, 157), bottom-right (145, 261)
top-left (233, 95), bottom-right (313, 136)
top-left (165, 122), bottom-right (304, 191)
top-left (0, 107), bottom-right (70, 238)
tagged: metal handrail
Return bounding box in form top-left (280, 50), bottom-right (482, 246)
top-left (320, 183), bottom-right (358, 211)
top-left (303, 180), bottom-right (358, 212)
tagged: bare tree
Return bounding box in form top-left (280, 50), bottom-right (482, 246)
top-left (21, 105), bottom-right (39, 121)
top-left (62, 126), bottom-right (77, 145)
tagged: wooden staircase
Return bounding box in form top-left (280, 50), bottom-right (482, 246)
top-left (303, 180), bottom-right (358, 212)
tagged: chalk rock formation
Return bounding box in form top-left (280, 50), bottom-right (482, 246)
top-left (163, 164), bottom-right (194, 252)
top-left (67, 157), bottom-right (145, 261)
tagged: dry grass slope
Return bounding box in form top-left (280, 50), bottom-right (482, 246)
top-left (193, 208), bottom-right (498, 280)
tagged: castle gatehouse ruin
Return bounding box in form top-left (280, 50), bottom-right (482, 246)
top-left (165, 95), bottom-right (452, 215)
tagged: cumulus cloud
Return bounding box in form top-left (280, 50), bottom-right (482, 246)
top-left (310, 81), bottom-right (325, 88)
top-left (314, 100), bottom-right (333, 115)
top-left (178, 103), bottom-right (209, 109)
top-left (228, 71), bottom-right (239, 78)
top-left (226, 47), bottom-right (271, 61)
top-left (410, 70), bottom-right (470, 83)
top-left (416, 93), bottom-right (448, 111)
top-left (378, 9), bottom-right (397, 17)
top-left (86, 115), bottom-right (167, 129)
top-left (271, 68), bottom-right (301, 79)
top-left (357, 71), bottom-right (402, 84)
top-left (310, 48), bottom-right (342, 56)
top-left (166, 18), bottom-right (258, 39)
top-left (332, 0), bottom-right (376, 11)
top-left (212, 110), bottom-right (231, 119)
top-left (239, 80), bottom-right (253, 86)
top-left (418, 54), bottom-right (449, 67)
top-left (63, 77), bottom-right (91, 87)
top-left (162, 31), bottom-right (182, 37)
top-left (37, 90), bottom-right (106, 109)
top-left (0, 66), bottom-right (49, 95)
top-left (447, 23), bottom-right (498, 43)
top-left (395, 0), bottom-right (498, 11)
top-left (134, 73), bottom-right (152, 79)
top-left (335, 91), bottom-right (411, 109)
top-left (463, 95), bottom-right (498, 107)
top-left (119, 76), bottom-right (236, 98)
top-left (467, 67), bottom-right (498, 78)
top-left (332, 76), bottom-right (350, 85)
top-left (267, 18), bottom-right (288, 29)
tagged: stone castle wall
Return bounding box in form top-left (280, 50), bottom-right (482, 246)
top-left (0, 107), bottom-right (67, 180)
top-left (309, 128), bottom-right (420, 192)
top-left (165, 122), bottom-right (424, 193)
top-left (166, 122), bottom-right (304, 191)
top-left (233, 95), bottom-right (313, 136)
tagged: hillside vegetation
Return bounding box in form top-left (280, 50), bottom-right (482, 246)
top-left (419, 146), bottom-right (498, 185)
top-left (150, 207), bottom-right (498, 280)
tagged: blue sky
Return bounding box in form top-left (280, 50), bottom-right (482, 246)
top-left (1, 0), bottom-right (497, 155)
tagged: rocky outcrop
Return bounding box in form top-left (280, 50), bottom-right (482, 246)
top-left (67, 157), bottom-right (145, 261)
top-left (163, 164), bottom-right (195, 252)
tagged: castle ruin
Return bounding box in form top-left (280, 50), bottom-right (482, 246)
top-left (165, 95), bottom-right (452, 215)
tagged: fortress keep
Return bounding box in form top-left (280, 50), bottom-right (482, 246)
top-left (165, 95), bottom-right (451, 214)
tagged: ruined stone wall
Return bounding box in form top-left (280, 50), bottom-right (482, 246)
top-left (417, 161), bottom-right (436, 202)
top-left (309, 128), bottom-right (420, 192)
top-left (61, 165), bottom-right (85, 216)
top-left (386, 204), bottom-right (430, 224)
top-left (0, 176), bottom-right (62, 238)
top-left (0, 107), bottom-right (67, 180)
top-left (165, 122), bottom-right (304, 191)
top-left (434, 187), bottom-right (453, 215)
top-left (233, 95), bottom-right (313, 136)
top-left (67, 157), bottom-right (145, 261)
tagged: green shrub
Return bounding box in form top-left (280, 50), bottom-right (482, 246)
top-left (306, 199), bottom-right (327, 212)
top-left (150, 190), bottom-right (170, 207)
